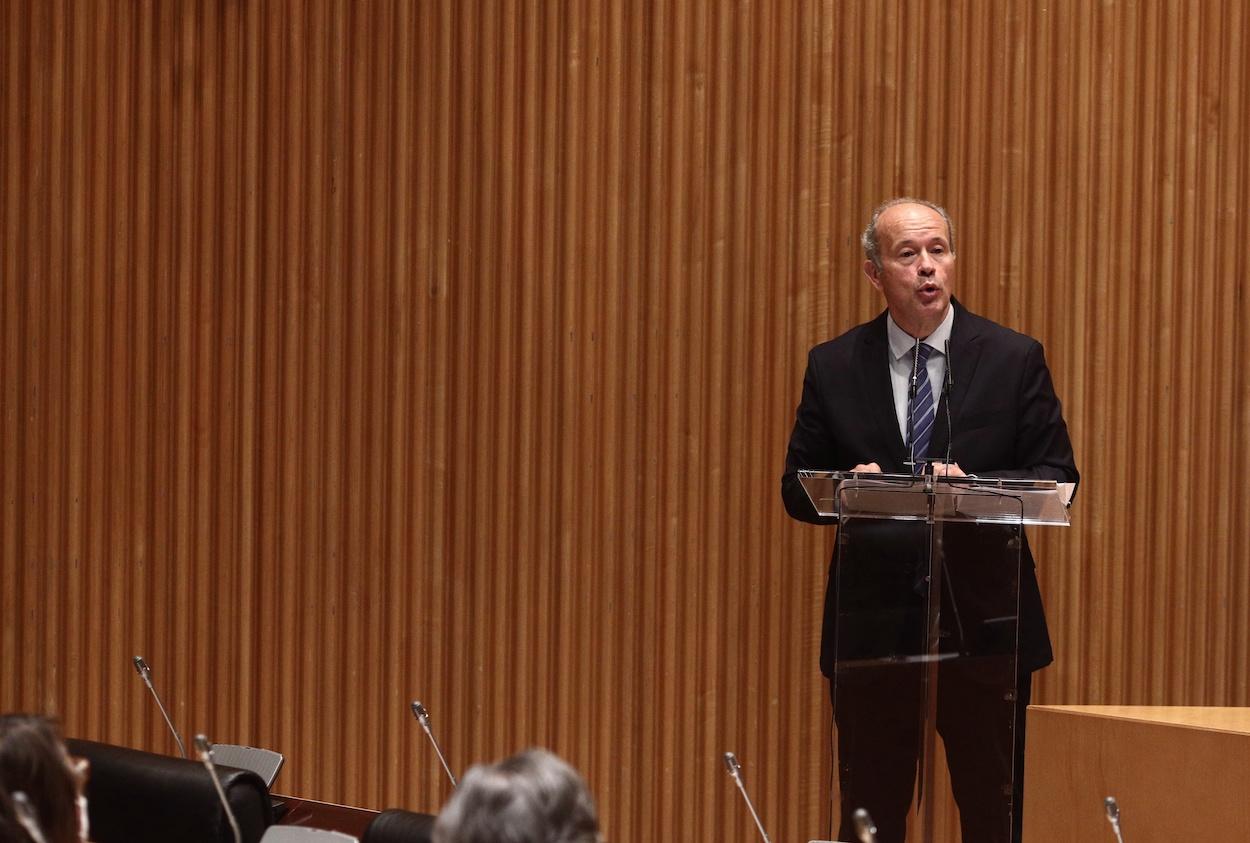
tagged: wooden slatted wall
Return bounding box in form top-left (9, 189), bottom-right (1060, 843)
top-left (2, 2), bottom-right (1248, 840)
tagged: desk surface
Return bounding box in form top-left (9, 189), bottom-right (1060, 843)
top-left (275, 794), bottom-right (378, 836)
top-left (1033, 704), bottom-right (1250, 734)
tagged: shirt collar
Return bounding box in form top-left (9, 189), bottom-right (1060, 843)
top-left (886, 303), bottom-right (954, 361)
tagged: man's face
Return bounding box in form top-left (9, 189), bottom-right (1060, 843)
top-left (863, 203), bottom-right (955, 337)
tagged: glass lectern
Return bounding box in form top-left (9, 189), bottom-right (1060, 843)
top-left (798, 471), bottom-right (1073, 843)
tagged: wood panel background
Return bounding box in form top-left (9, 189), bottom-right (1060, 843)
top-left (3, 1), bottom-right (1249, 840)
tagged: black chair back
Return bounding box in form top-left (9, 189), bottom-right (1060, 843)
top-left (66, 737), bottom-right (273, 843)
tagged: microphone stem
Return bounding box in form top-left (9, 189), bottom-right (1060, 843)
top-left (199, 755), bottom-right (242, 843)
top-left (731, 774), bottom-right (771, 843)
top-left (11, 792), bottom-right (49, 843)
top-left (943, 339), bottom-right (953, 466)
top-left (423, 726), bottom-right (458, 788)
top-left (149, 685), bottom-right (187, 759)
top-left (907, 338), bottom-right (920, 471)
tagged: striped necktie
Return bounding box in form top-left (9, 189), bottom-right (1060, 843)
top-left (909, 343), bottom-right (936, 473)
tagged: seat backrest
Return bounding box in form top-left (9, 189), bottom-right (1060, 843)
top-left (66, 737), bottom-right (273, 843)
top-left (362, 809), bottom-right (436, 843)
top-left (261, 827), bottom-right (359, 842)
top-left (211, 744), bottom-right (285, 789)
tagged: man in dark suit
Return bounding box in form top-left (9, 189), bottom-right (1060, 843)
top-left (781, 199), bottom-right (1078, 843)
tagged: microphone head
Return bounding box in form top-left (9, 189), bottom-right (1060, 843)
top-left (132, 655), bottom-right (150, 678)
top-left (411, 700), bottom-right (431, 728)
top-left (722, 751), bottom-right (740, 775)
top-left (852, 808), bottom-right (878, 841)
top-left (11, 791), bottom-right (48, 843)
top-left (193, 733), bottom-right (212, 760)
top-left (1104, 796), bottom-right (1120, 822)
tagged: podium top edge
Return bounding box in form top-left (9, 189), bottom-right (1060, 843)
top-left (796, 469), bottom-right (1058, 489)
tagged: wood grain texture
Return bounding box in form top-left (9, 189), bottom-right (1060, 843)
top-left (1023, 706), bottom-right (1250, 841)
top-left (2, 2), bottom-right (1248, 840)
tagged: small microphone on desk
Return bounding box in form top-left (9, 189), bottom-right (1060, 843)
top-left (410, 701), bottom-right (457, 788)
top-left (1104, 796), bottom-right (1125, 843)
top-left (722, 752), bottom-right (771, 843)
top-left (195, 734), bottom-right (242, 843)
top-left (132, 655), bottom-right (187, 758)
top-left (11, 792), bottom-right (49, 843)
top-left (852, 807), bottom-right (879, 843)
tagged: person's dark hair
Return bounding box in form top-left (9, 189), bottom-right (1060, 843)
top-left (0, 715), bottom-right (81, 843)
top-left (432, 748), bottom-right (600, 843)
top-left (861, 197), bottom-right (956, 271)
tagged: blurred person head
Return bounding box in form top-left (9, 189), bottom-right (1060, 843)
top-left (432, 748), bottom-right (600, 843)
top-left (0, 715), bottom-right (88, 843)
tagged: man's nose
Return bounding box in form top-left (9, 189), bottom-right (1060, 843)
top-left (917, 251), bottom-right (935, 275)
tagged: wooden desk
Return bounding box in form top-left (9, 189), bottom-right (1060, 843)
top-left (1023, 705), bottom-right (1250, 841)
top-left (275, 794), bottom-right (378, 837)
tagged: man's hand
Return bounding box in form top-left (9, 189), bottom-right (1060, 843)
top-left (849, 462), bottom-right (882, 473)
top-left (931, 462), bottom-right (966, 477)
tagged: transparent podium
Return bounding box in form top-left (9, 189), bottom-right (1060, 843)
top-left (798, 470), bottom-right (1073, 843)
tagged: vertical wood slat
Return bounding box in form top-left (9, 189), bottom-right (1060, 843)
top-left (3, 2), bottom-right (1249, 840)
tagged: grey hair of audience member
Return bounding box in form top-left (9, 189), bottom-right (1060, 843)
top-left (861, 196), bottom-right (956, 271)
top-left (432, 748), bottom-right (601, 843)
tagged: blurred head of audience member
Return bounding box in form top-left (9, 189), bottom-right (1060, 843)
top-left (432, 748), bottom-right (601, 843)
top-left (0, 714), bottom-right (89, 843)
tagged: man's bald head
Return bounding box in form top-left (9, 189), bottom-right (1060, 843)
top-left (861, 197), bottom-right (956, 271)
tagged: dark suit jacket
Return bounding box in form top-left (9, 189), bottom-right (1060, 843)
top-left (781, 301), bottom-right (1079, 675)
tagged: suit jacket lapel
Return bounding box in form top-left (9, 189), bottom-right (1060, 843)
top-left (857, 312), bottom-right (910, 467)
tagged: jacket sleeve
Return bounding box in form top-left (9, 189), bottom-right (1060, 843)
top-left (781, 350), bottom-right (840, 525)
top-left (976, 341), bottom-right (1080, 497)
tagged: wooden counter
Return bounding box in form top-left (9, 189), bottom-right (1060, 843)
top-left (1022, 705), bottom-right (1250, 841)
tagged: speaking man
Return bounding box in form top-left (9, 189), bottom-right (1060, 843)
top-left (781, 198), bottom-right (1079, 843)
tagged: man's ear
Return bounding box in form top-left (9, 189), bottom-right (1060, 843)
top-left (863, 260), bottom-right (883, 291)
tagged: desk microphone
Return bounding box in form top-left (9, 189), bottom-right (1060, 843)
top-left (410, 701), bottom-right (457, 788)
top-left (1104, 796), bottom-right (1125, 843)
top-left (132, 656), bottom-right (187, 758)
top-left (722, 752), bottom-right (771, 843)
top-left (852, 807), bottom-right (879, 843)
top-left (194, 734), bottom-right (242, 843)
top-left (10, 792), bottom-right (49, 843)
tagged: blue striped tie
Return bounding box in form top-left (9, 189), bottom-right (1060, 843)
top-left (909, 343), bottom-right (936, 473)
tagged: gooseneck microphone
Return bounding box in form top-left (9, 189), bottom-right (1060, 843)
top-left (852, 807), bottom-right (879, 843)
top-left (1104, 796), bottom-right (1125, 843)
top-left (906, 336), bottom-right (921, 472)
top-left (722, 752), bottom-right (771, 843)
top-left (10, 792), bottom-right (49, 843)
top-left (942, 339), bottom-right (954, 467)
top-left (194, 734), bottom-right (242, 843)
top-left (410, 701), bottom-right (457, 788)
top-left (132, 656), bottom-right (187, 758)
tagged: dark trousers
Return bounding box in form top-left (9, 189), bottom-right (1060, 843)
top-left (832, 660), bottom-right (1032, 843)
